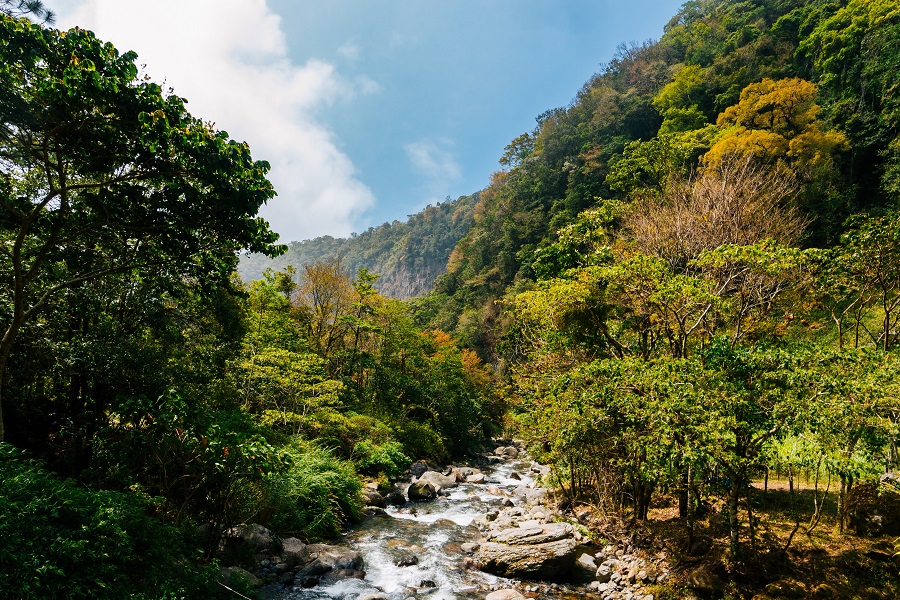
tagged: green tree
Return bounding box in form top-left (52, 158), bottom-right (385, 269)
top-left (0, 18), bottom-right (282, 441)
top-left (0, 0), bottom-right (54, 23)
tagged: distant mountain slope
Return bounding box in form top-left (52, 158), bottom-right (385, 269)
top-left (238, 194), bottom-right (478, 299)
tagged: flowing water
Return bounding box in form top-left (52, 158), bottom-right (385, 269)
top-left (273, 459), bottom-right (585, 600)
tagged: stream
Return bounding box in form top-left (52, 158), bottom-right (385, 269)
top-left (269, 458), bottom-right (592, 600)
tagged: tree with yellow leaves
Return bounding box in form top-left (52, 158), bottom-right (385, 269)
top-left (705, 78), bottom-right (848, 175)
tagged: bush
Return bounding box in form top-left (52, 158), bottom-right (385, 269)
top-left (289, 408), bottom-right (394, 458)
top-left (263, 440), bottom-right (362, 540)
top-left (0, 443), bottom-right (229, 599)
top-left (353, 439), bottom-right (410, 478)
top-left (394, 420), bottom-right (448, 462)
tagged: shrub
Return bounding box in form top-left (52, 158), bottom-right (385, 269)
top-left (263, 440), bottom-right (362, 540)
top-left (394, 420), bottom-right (448, 462)
top-left (353, 439), bottom-right (411, 478)
top-left (0, 443), bottom-right (229, 599)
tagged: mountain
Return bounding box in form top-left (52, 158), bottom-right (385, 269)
top-left (238, 193), bottom-right (478, 299)
top-left (422, 0), bottom-right (900, 356)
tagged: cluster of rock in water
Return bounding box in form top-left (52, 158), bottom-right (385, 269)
top-left (221, 442), bottom-right (673, 600)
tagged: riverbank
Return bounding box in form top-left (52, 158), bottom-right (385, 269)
top-left (223, 441), bottom-right (675, 600)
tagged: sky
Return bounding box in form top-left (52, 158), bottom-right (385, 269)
top-left (53, 0), bottom-right (685, 243)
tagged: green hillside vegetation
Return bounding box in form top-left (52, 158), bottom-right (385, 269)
top-left (239, 193), bottom-right (477, 300)
top-left (405, 0), bottom-right (900, 594)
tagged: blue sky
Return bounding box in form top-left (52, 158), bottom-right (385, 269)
top-left (55, 0), bottom-right (684, 243)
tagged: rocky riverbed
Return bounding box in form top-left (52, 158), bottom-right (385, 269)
top-left (223, 442), bottom-right (672, 600)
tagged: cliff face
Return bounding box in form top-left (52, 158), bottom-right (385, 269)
top-left (238, 193), bottom-right (477, 300)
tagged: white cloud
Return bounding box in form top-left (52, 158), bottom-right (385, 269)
top-left (337, 42), bottom-right (360, 61)
top-left (404, 138), bottom-right (462, 202)
top-left (55, 0), bottom-right (375, 243)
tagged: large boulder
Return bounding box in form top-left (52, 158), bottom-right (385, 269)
top-left (219, 566), bottom-right (260, 589)
top-left (485, 590), bottom-right (526, 600)
top-left (306, 544), bottom-right (364, 571)
top-left (223, 523), bottom-right (279, 555)
top-left (408, 480), bottom-right (437, 501)
top-left (418, 470), bottom-right (459, 491)
top-left (409, 460), bottom-right (430, 478)
top-left (847, 481), bottom-right (900, 536)
top-left (475, 522), bottom-right (577, 580)
top-left (294, 544), bottom-right (364, 587)
top-left (362, 488), bottom-right (386, 508)
top-left (384, 488), bottom-right (406, 506)
top-left (280, 537), bottom-right (309, 568)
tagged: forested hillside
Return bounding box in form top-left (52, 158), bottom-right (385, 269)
top-left (239, 193), bottom-right (477, 299)
top-left (404, 0), bottom-right (900, 594)
top-left (425, 0), bottom-right (900, 357)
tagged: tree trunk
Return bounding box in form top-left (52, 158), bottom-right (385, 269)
top-left (0, 329), bottom-right (17, 443)
top-left (729, 480), bottom-right (740, 557)
top-left (685, 465), bottom-right (695, 554)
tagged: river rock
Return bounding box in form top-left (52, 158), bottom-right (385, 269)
top-left (573, 552), bottom-right (598, 582)
top-left (395, 554), bottom-right (419, 567)
top-left (409, 461), bottom-right (429, 477)
top-left (281, 537), bottom-right (309, 568)
top-left (408, 480), bottom-right (437, 500)
top-left (458, 466), bottom-right (481, 477)
top-left (224, 523), bottom-right (278, 554)
top-left (418, 470), bottom-right (459, 490)
top-left (220, 566), bottom-right (260, 588)
top-left (485, 590), bottom-right (526, 600)
top-left (384, 488), bottom-right (406, 506)
top-left (475, 522), bottom-right (577, 579)
top-left (307, 544), bottom-right (364, 571)
top-left (467, 473), bottom-right (486, 483)
top-left (362, 488), bottom-right (386, 508)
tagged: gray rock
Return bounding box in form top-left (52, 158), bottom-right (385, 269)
top-left (467, 473), bottom-right (486, 483)
top-left (362, 488), bottom-right (385, 508)
top-left (488, 522), bottom-right (572, 545)
top-left (409, 461), bottom-right (429, 477)
top-left (307, 544), bottom-right (364, 571)
top-left (475, 536), bottom-right (577, 579)
top-left (573, 552), bottom-right (598, 582)
top-left (384, 488), bottom-right (406, 506)
top-left (485, 590), bottom-right (526, 600)
top-left (418, 470), bottom-right (459, 490)
top-left (325, 568), bottom-right (366, 581)
top-left (281, 537), bottom-right (309, 568)
top-left (395, 555), bottom-right (419, 567)
top-left (502, 446), bottom-right (519, 459)
top-left (220, 566), bottom-right (260, 588)
top-left (461, 542), bottom-right (481, 553)
top-left (224, 523), bottom-right (277, 554)
top-left (408, 480), bottom-right (437, 501)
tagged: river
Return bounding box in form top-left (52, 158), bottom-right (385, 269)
top-left (269, 457), bottom-right (594, 600)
